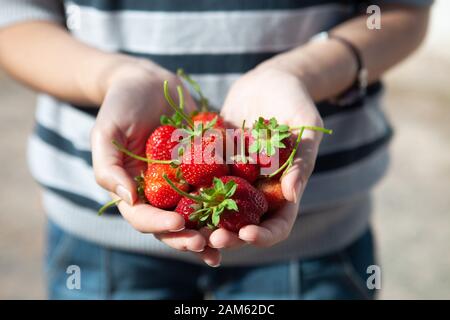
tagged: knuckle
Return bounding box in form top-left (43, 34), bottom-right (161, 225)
top-left (94, 168), bottom-right (109, 187)
top-left (190, 236), bottom-right (206, 251)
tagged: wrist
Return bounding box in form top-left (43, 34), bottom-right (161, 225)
top-left (255, 49), bottom-right (317, 101)
top-left (100, 56), bottom-right (151, 96)
top-left (92, 54), bottom-right (170, 105)
top-left (257, 39), bottom-right (357, 102)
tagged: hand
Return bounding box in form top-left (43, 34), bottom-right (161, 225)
top-left (91, 58), bottom-right (221, 266)
top-left (210, 67), bottom-right (324, 249)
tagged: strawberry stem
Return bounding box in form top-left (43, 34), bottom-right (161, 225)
top-left (162, 173), bottom-right (211, 203)
top-left (98, 198), bottom-right (121, 216)
top-left (177, 69), bottom-right (209, 112)
top-left (112, 140), bottom-right (173, 164)
top-left (268, 127), bottom-right (306, 179)
top-left (267, 125), bottom-right (332, 178)
top-left (290, 125), bottom-right (333, 135)
top-left (163, 81), bottom-right (194, 128)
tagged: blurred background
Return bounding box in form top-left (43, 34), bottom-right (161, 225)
top-left (0, 1), bottom-right (449, 299)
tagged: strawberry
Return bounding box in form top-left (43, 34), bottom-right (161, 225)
top-left (217, 176), bottom-right (268, 232)
top-left (146, 125), bottom-right (180, 160)
top-left (165, 175), bottom-right (268, 232)
top-left (162, 80), bottom-right (229, 187)
top-left (229, 127), bottom-right (259, 183)
top-left (179, 129), bottom-right (229, 187)
top-left (139, 164), bottom-right (188, 209)
top-left (230, 161), bottom-right (259, 184)
top-left (255, 178), bottom-right (286, 212)
top-left (192, 111), bottom-right (225, 129)
top-left (175, 195), bottom-right (202, 229)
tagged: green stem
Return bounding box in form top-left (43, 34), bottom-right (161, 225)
top-left (112, 140), bottom-right (173, 164)
top-left (268, 127), bottom-right (305, 179)
top-left (163, 81), bottom-right (194, 128)
top-left (177, 68), bottom-right (209, 112)
top-left (289, 125), bottom-right (333, 135)
top-left (98, 198), bottom-right (121, 216)
top-left (162, 173), bottom-right (211, 203)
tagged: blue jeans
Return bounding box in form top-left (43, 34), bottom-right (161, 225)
top-left (46, 221), bottom-right (377, 300)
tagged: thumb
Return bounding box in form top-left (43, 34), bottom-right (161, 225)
top-left (280, 158), bottom-right (303, 203)
top-left (91, 127), bottom-right (138, 205)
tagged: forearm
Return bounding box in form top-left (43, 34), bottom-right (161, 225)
top-left (260, 5), bottom-right (430, 102)
top-left (0, 21), bottom-right (140, 106)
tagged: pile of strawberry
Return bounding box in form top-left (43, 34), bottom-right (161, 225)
top-left (99, 70), bottom-right (332, 232)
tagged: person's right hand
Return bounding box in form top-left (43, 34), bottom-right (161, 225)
top-left (91, 57), bottom-right (221, 267)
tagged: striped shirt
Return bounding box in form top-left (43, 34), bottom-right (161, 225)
top-left (0, 0), bottom-right (432, 265)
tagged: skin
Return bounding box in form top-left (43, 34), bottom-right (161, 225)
top-left (0, 5), bottom-right (429, 267)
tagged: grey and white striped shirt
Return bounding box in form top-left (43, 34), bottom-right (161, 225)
top-left (0, 0), bottom-right (432, 265)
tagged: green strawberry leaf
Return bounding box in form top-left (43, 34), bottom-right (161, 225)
top-left (212, 208), bottom-right (221, 226)
top-left (224, 181), bottom-right (237, 198)
top-left (273, 140), bottom-right (286, 148)
top-left (250, 117), bottom-right (292, 157)
top-left (204, 115), bottom-right (218, 130)
top-left (248, 138), bottom-right (260, 154)
top-left (160, 115), bottom-right (171, 125)
top-left (213, 177), bottom-right (225, 192)
top-left (224, 199), bottom-right (238, 211)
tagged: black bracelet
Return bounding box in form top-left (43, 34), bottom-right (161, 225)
top-left (327, 33), bottom-right (368, 106)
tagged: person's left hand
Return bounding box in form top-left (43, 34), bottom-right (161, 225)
top-left (209, 66), bottom-right (324, 249)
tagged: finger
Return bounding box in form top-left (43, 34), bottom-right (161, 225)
top-left (117, 199), bottom-right (185, 233)
top-left (155, 229), bottom-right (206, 252)
top-left (238, 202), bottom-right (298, 247)
top-left (281, 133), bottom-right (320, 202)
top-left (195, 246), bottom-right (222, 268)
top-left (280, 157), bottom-right (303, 203)
top-left (208, 228), bottom-right (246, 249)
top-left (91, 126), bottom-right (137, 205)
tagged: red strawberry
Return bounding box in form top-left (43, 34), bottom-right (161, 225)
top-left (230, 162), bottom-right (259, 184)
top-left (165, 175), bottom-right (268, 232)
top-left (256, 178), bottom-right (286, 212)
top-left (192, 111), bottom-right (225, 129)
top-left (175, 195), bottom-right (202, 229)
top-left (229, 127), bottom-right (260, 183)
top-left (256, 137), bottom-right (294, 177)
top-left (141, 164), bottom-right (188, 209)
top-left (179, 129), bottom-right (229, 187)
top-left (216, 176), bottom-right (268, 232)
top-left (146, 125), bottom-right (180, 161)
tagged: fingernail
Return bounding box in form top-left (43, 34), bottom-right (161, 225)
top-left (192, 247), bottom-right (205, 253)
top-left (169, 226), bottom-right (185, 232)
top-left (207, 262), bottom-right (221, 268)
top-left (116, 185), bottom-right (132, 205)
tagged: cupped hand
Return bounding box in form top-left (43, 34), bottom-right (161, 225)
top-left (91, 58), bottom-right (221, 266)
top-left (210, 66), bottom-right (324, 249)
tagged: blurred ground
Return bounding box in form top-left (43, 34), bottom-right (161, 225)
top-left (0, 2), bottom-right (449, 299)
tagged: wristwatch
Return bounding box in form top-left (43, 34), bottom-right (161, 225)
top-left (310, 31), bottom-right (368, 106)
